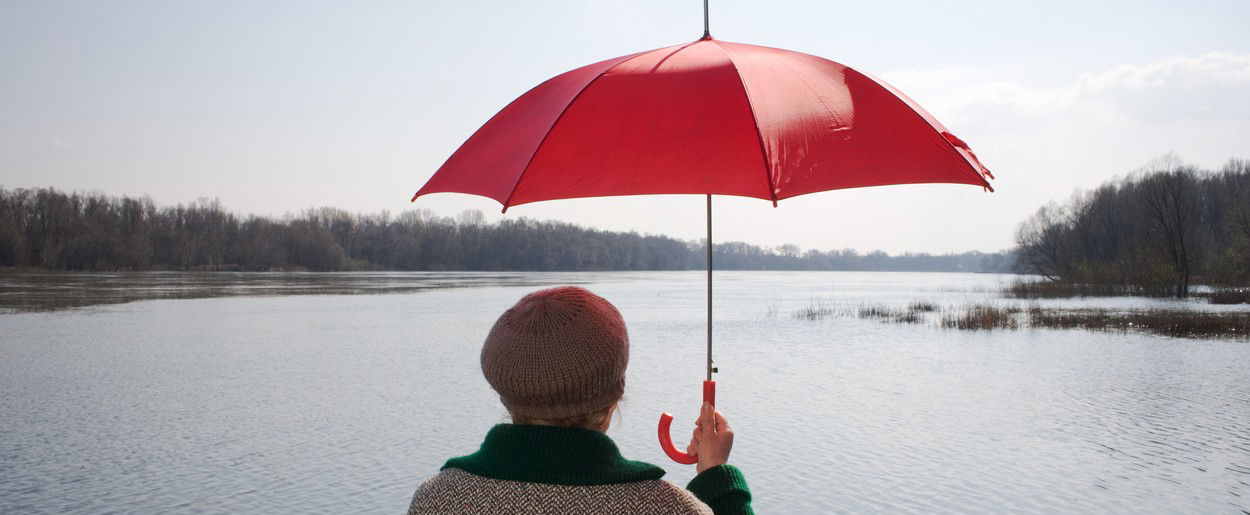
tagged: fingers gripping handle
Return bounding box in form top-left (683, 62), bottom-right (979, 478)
top-left (657, 380), bottom-right (716, 465)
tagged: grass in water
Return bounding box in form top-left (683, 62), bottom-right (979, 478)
top-left (1005, 280), bottom-right (1153, 299)
top-left (1027, 307), bottom-right (1250, 339)
top-left (789, 295), bottom-right (1248, 339)
top-left (941, 305), bottom-right (1022, 330)
top-left (855, 303), bottom-right (931, 324)
top-left (908, 301), bottom-right (938, 312)
top-left (938, 304), bottom-right (1249, 339)
top-left (792, 299), bottom-right (833, 320)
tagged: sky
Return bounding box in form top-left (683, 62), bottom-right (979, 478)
top-left (2, 0), bottom-right (1248, 254)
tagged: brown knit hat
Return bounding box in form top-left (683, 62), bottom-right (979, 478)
top-left (480, 286), bottom-right (629, 420)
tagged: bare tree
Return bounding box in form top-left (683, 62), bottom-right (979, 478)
top-left (1136, 160), bottom-right (1200, 298)
top-left (1014, 202), bottom-right (1070, 281)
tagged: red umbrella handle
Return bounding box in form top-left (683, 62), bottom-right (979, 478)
top-left (657, 380), bottom-right (716, 465)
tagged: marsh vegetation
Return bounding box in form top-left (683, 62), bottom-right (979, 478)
top-left (791, 297), bottom-right (1250, 340)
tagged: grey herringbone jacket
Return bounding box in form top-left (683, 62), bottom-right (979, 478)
top-left (410, 468), bottom-right (712, 514)
top-left (408, 425), bottom-right (753, 514)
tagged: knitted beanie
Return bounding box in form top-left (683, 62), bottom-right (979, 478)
top-left (481, 286), bottom-right (629, 420)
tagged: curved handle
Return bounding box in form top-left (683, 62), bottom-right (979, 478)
top-left (657, 412), bottom-right (698, 464)
top-left (657, 380), bottom-right (716, 465)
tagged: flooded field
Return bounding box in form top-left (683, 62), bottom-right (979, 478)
top-left (1, 271), bottom-right (1248, 513)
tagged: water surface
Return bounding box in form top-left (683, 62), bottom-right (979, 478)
top-left (1, 271), bottom-right (1247, 513)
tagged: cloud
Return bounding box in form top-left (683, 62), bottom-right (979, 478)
top-left (843, 53), bottom-right (1250, 251)
top-left (1076, 53), bottom-right (1250, 91)
top-left (1074, 53), bottom-right (1250, 123)
top-left (885, 52), bottom-right (1250, 130)
top-left (880, 52), bottom-right (1250, 184)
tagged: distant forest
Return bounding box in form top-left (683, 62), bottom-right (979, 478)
top-left (1014, 157), bottom-right (1250, 297)
top-left (0, 187), bottom-right (1014, 273)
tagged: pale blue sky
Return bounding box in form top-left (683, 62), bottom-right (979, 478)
top-left (3, 1), bottom-right (1248, 252)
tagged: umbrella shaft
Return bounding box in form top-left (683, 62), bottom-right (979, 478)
top-left (706, 194), bottom-right (713, 381)
top-left (703, 0), bottom-right (710, 38)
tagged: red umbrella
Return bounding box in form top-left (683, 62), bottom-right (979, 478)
top-left (414, 16), bottom-right (994, 465)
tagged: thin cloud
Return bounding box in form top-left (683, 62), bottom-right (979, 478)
top-left (888, 52), bottom-right (1250, 128)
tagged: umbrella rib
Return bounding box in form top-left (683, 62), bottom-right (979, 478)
top-left (710, 41), bottom-right (778, 207)
top-left (499, 42), bottom-right (701, 212)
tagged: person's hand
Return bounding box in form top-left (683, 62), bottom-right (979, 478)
top-left (685, 401), bottom-right (734, 474)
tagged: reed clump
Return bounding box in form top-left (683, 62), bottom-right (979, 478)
top-left (940, 304), bottom-right (1021, 330)
top-left (792, 299), bottom-right (833, 320)
top-left (1028, 308), bottom-right (1250, 339)
top-left (855, 303), bottom-right (932, 324)
top-left (908, 301), bottom-right (938, 312)
top-left (856, 305), bottom-right (894, 319)
top-left (937, 304), bottom-right (1249, 339)
top-left (1005, 280), bottom-right (1147, 299)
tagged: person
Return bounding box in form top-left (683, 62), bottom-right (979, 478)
top-left (409, 286), bottom-right (753, 514)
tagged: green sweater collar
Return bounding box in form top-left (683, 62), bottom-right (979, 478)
top-left (442, 424), bottom-right (666, 486)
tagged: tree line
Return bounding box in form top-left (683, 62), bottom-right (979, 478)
top-left (0, 187), bottom-right (1012, 273)
top-left (1014, 157), bottom-right (1250, 297)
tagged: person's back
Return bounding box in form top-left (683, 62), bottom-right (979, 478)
top-left (409, 427), bottom-right (713, 514)
top-left (408, 286), bottom-right (752, 514)
top-left (413, 468), bottom-right (709, 514)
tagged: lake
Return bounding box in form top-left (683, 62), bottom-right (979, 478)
top-left (1, 271), bottom-right (1248, 513)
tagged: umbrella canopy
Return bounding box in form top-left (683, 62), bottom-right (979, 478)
top-left (413, 36), bottom-right (994, 211)
top-left (413, 35), bottom-right (995, 466)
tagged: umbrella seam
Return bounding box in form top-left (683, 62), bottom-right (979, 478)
top-left (710, 40), bottom-right (778, 207)
top-left (500, 42), bottom-right (702, 212)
